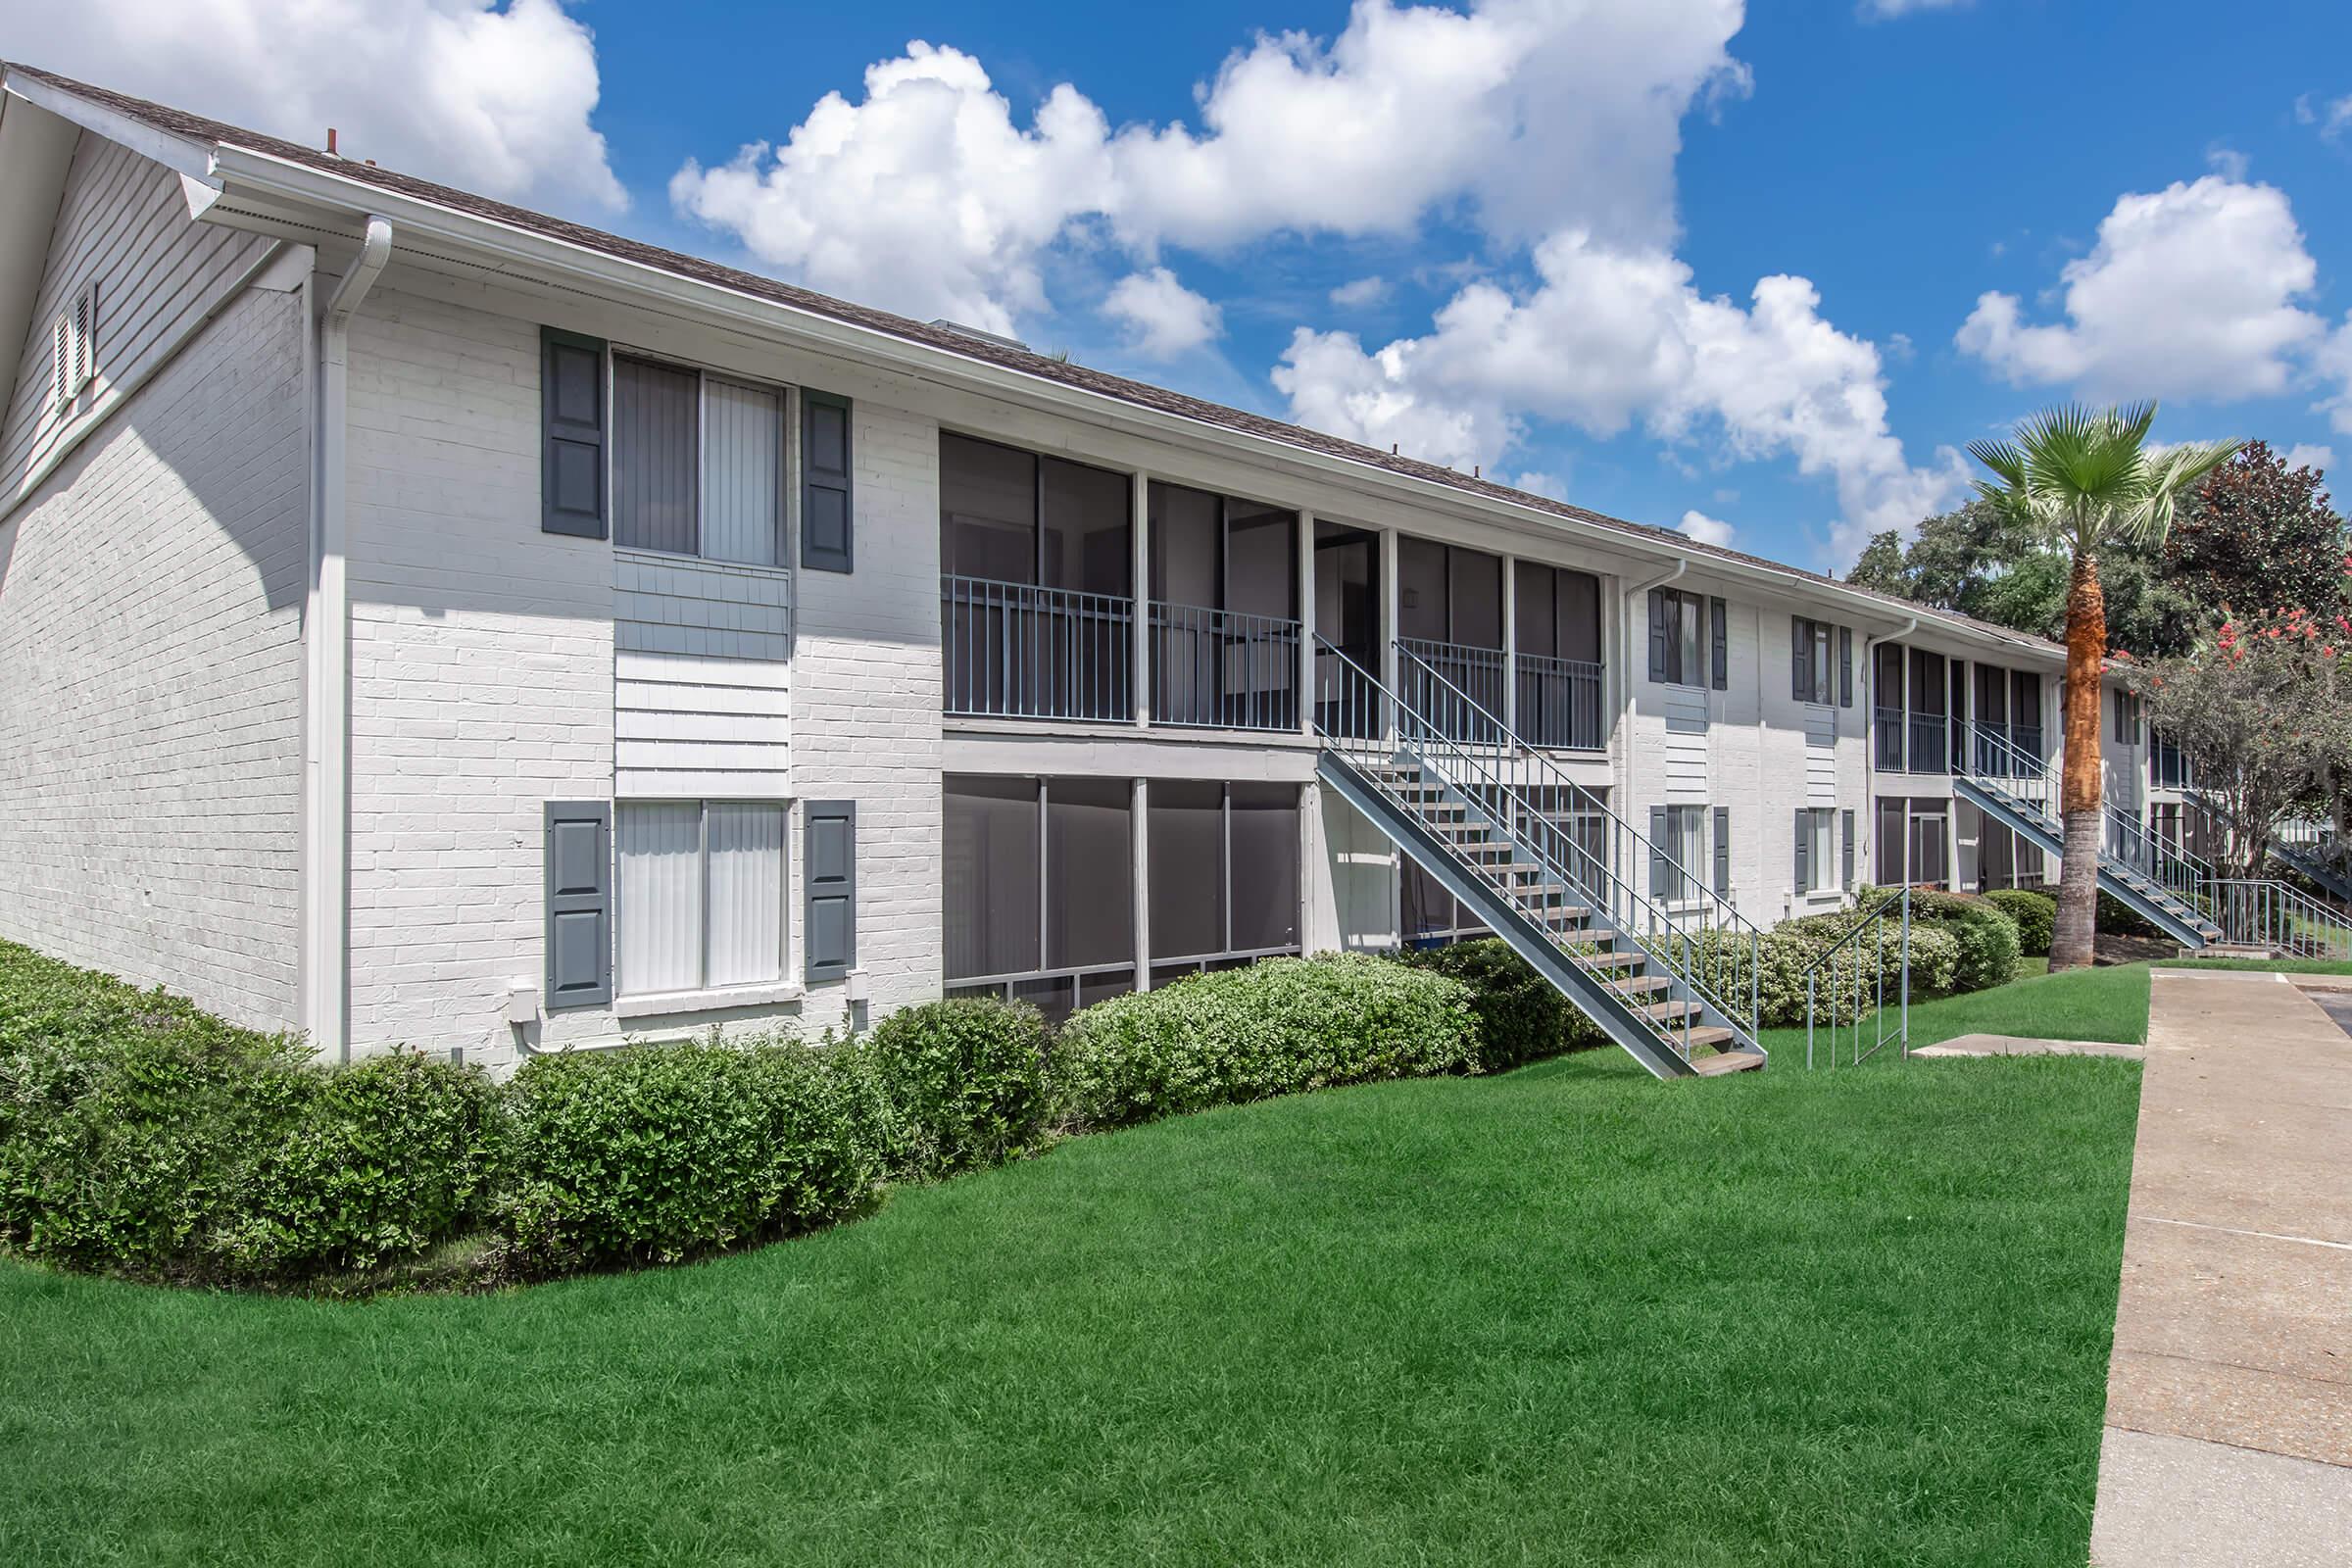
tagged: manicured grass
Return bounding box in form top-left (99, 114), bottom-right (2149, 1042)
top-left (0, 1049), bottom-right (2140, 1566)
top-left (1756, 958), bottom-right (2155, 1061)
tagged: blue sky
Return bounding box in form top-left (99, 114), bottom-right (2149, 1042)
top-left (24, 1), bottom-right (2352, 567)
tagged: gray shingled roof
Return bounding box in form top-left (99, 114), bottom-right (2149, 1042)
top-left (4, 60), bottom-right (2059, 656)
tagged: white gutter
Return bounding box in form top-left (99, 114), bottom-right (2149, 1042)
top-left (196, 142), bottom-right (2066, 662)
top-left (302, 215), bottom-right (391, 1062)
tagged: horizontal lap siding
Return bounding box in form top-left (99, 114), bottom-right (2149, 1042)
top-left (0, 281), bottom-right (307, 1028)
top-left (3, 133), bottom-right (273, 501)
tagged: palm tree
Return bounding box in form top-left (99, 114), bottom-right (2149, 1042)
top-left (1968, 404), bottom-right (2240, 970)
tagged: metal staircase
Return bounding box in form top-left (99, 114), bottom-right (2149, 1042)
top-left (2182, 790), bottom-right (2352, 906)
top-left (1311, 636), bottom-right (1767, 1080)
top-left (1954, 726), bottom-right (2223, 948)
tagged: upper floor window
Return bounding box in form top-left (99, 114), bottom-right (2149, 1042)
top-left (1647, 588), bottom-right (1711, 688)
top-left (612, 354), bottom-right (785, 566)
top-left (50, 281), bottom-right (95, 416)
top-left (1791, 616), bottom-right (1849, 707)
top-left (2111, 689), bottom-right (2144, 747)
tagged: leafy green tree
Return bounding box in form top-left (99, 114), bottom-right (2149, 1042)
top-left (2162, 439), bottom-right (2346, 622)
top-left (1968, 405), bottom-right (2239, 970)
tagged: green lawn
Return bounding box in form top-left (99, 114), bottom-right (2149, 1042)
top-left (2161, 956), bottom-right (2352, 975)
top-left (1756, 958), bottom-right (2155, 1062)
top-left (1, 1045), bottom-right (2140, 1566)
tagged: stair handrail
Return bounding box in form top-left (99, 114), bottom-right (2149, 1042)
top-left (1800, 886), bottom-right (1910, 1068)
top-left (2206, 877), bottom-right (2352, 962)
top-left (1315, 634), bottom-right (1762, 1050)
top-left (2181, 788), bottom-right (2352, 909)
top-left (1961, 723), bottom-right (2215, 921)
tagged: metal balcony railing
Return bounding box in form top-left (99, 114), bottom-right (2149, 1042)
top-left (1907, 713), bottom-right (1948, 774)
top-left (1515, 653), bottom-right (1605, 751)
top-left (1148, 602), bottom-right (1300, 732)
top-left (1874, 707), bottom-right (1905, 771)
top-left (942, 575), bottom-right (1133, 722)
top-left (1396, 638), bottom-right (1505, 746)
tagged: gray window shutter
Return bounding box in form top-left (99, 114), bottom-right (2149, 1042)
top-left (541, 328), bottom-right (607, 538)
top-left (1793, 808), bottom-right (1809, 894)
top-left (1646, 589), bottom-right (1668, 682)
top-left (801, 390), bottom-right (854, 572)
top-left (805, 801), bottom-right (858, 980)
top-left (1841, 808), bottom-right (1856, 890)
top-left (1838, 627), bottom-right (1853, 708)
top-left (544, 800), bottom-right (612, 1007)
top-left (1791, 617), bottom-right (1808, 702)
top-left (1710, 597), bottom-right (1728, 690)
top-left (1713, 807), bottom-right (1731, 898)
top-left (1648, 807), bottom-right (1670, 898)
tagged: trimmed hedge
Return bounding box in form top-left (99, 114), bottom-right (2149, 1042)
top-left (860, 998), bottom-right (1052, 1177)
top-left (1054, 953), bottom-right (1481, 1129)
top-left (498, 1038), bottom-right (893, 1277)
top-left (1395, 939), bottom-right (1604, 1070)
top-left (0, 943), bottom-right (494, 1285)
top-left (1985, 890), bottom-right (2055, 956)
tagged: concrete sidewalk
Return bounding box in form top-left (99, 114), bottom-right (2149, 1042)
top-left (2088, 969), bottom-right (2352, 1567)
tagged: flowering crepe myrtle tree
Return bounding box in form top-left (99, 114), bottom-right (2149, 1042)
top-left (2130, 571), bottom-right (2352, 879)
top-left (1968, 405), bottom-right (2240, 970)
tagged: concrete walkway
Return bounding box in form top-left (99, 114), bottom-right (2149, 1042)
top-left (2087, 969), bottom-right (2352, 1567)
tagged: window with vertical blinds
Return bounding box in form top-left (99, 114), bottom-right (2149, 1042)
top-left (616, 801), bottom-right (787, 996)
top-left (612, 353), bottom-right (785, 564)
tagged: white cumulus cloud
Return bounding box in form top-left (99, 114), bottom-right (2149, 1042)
top-left (2281, 442), bottom-right (2335, 472)
top-left (1102, 267), bottom-right (1223, 358)
top-left (1679, 509), bottom-right (1736, 546)
top-left (1329, 275), bottom-right (1392, 309)
top-left (1956, 176), bottom-right (2325, 402)
top-left (668, 2), bottom-right (1749, 332)
top-left (1273, 230), bottom-right (1963, 559)
top-left (10, 0), bottom-right (623, 211)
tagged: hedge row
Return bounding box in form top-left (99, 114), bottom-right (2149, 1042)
top-left (2, 887), bottom-right (2031, 1293)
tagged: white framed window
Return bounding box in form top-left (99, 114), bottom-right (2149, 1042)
top-left (611, 351), bottom-right (787, 566)
top-left (616, 800), bottom-right (787, 996)
top-left (1792, 616), bottom-right (1836, 706)
top-left (51, 281), bottom-right (95, 416)
top-left (1797, 808), bottom-right (1837, 893)
top-left (1652, 804), bottom-right (1710, 902)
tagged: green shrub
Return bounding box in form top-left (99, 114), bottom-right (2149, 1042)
top-left (1923, 904), bottom-right (2022, 994)
top-left (863, 998), bottom-right (1051, 1176)
top-left (1682, 913), bottom-right (1954, 1029)
top-left (498, 1038), bottom-right (890, 1277)
top-left (1054, 953), bottom-right (1479, 1130)
top-left (1985, 890), bottom-right (2056, 956)
top-left (1394, 939), bottom-right (1603, 1069)
top-left (0, 943), bottom-right (492, 1284)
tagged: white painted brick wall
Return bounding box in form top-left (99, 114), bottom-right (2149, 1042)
top-left (0, 283), bottom-right (306, 1029)
top-left (342, 278), bottom-right (945, 1063)
top-left (344, 281), bottom-right (615, 1064)
top-left (788, 399), bottom-right (945, 1034)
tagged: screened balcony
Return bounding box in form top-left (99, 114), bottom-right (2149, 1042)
top-left (940, 433), bottom-right (1135, 723)
top-left (1147, 481), bottom-right (1301, 732)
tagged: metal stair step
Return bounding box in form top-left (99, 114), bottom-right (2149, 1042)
top-left (1690, 1048), bottom-right (1765, 1075)
top-left (1636, 1000), bottom-right (1702, 1023)
top-left (1680, 1026), bottom-right (1740, 1052)
top-left (1605, 974), bottom-right (1673, 998)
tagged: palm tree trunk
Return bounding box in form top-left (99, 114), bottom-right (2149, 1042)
top-left (2052, 549), bottom-right (2106, 970)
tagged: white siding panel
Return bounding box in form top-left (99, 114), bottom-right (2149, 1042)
top-left (1663, 686), bottom-right (1709, 802)
top-left (1804, 706), bottom-right (1838, 805)
top-left (4, 134), bottom-right (273, 500)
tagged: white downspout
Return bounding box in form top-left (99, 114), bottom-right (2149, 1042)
top-left (303, 217), bottom-right (392, 1062)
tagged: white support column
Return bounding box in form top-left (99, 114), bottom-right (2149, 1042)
top-left (1500, 552), bottom-right (1518, 739)
top-left (1132, 775), bottom-right (1151, 990)
top-left (1379, 527), bottom-right (1401, 740)
top-left (1297, 509), bottom-right (1316, 737)
top-left (1131, 469), bottom-right (1152, 729)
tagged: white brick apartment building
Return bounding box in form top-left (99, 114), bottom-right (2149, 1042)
top-left (7, 64), bottom-right (2171, 1076)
